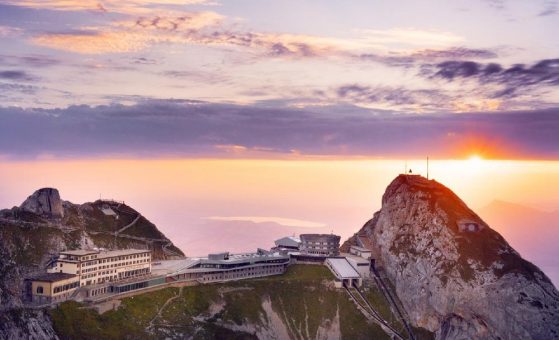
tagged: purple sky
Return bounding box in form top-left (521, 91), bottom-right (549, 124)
top-left (0, 0), bottom-right (558, 158)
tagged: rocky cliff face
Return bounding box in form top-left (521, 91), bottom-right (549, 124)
top-left (0, 188), bottom-right (185, 339)
top-left (343, 175), bottom-right (559, 339)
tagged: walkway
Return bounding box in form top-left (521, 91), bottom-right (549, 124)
top-left (343, 282), bottom-right (404, 339)
top-left (370, 267), bottom-right (415, 340)
top-left (115, 214), bottom-right (142, 235)
top-left (146, 286), bottom-right (184, 332)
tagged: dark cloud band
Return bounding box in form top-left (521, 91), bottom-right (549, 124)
top-left (0, 99), bottom-right (558, 159)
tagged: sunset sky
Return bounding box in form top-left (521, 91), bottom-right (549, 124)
top-left (1, 1), bottom-right (559, 283)
top-left (1, 0), bottom-right (559, 159)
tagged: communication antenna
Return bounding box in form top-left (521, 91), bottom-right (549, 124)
top-left (426, 156), bottom-right (429, 180)
top-left (404, 160), bottom-right (408, 174)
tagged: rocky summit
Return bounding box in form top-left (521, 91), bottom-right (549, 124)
top-left (343, 174), bottom-right (559, 339)
top-left (20, 188), bottom-right (65, 219)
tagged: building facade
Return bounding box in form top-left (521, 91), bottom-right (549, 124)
top-left (47, 249), bottom-right (152, 286)
top-left (24, 273), bottom-right (80, 304)
top-left (165, 249), bottom-right (290, 283)
top-left (299, 234), bottom-right (340, 256)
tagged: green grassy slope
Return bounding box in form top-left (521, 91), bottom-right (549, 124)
top-left (51, 265), bottom-right (390, 340)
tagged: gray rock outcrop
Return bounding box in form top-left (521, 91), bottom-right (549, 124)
top-left (20, 188), bottom-right (64, 218)
top-left (344, 174), bottom-right (559, 339)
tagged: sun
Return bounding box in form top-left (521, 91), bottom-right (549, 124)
top-left (469, 154), bottom-right (482, 162)
top-left (467, 155), bottom-right (484, 171)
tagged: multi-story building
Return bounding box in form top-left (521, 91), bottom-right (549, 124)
top-left (47, 249), bottom-right (152, 286)
top-left (26, 248), bottom-right (153, 304)
top-left (163, 249), bottom-right (290, 283)
top-left (299, 234), bottom-right (340, 256)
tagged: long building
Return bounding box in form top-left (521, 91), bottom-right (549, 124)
top-left (47, 249), bottom-right (152, 286)
top-left (26, 248), bottom-right (153, 304)
top-left (162, 249), bottom-right (290, 283)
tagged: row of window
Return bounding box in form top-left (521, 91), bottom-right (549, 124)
top-left (201, 266), bottom-right (284, 281)
top-left (81, 253), bottom-right (150, 267)
top-left (99, 259), bottom-right (149, 269)
top-left (89, 287), bottom-right (108, 297)
top-left (303, 241), bottom-right (337, 246)
top-left (53, 281), bottom-right (79, 294)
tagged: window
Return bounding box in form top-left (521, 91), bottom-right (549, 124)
top-left (36, 286), bottom-right (44, 294)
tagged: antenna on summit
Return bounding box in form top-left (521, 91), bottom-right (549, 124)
top-left (426, 156), bottom-right (429, 180)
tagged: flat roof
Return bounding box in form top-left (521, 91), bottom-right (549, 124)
top-left (97, 249), bottom-right (150, 259)
top-left (60, 249), bottom-right (99, 256)
top-left (326, 258), bottom-right (360, 279)
top-left (154, 251), bottom-right (289, 276)
top-left (60, 249), bottom-right (150, 259)
top-left (151, 258), bottom-right (200, 276)
top-left (300, 234), bottom-right (340, 238)
top-left (28, 273), bottom-right (77, 282)
top-left (200, 252), bottom-right (288, 266)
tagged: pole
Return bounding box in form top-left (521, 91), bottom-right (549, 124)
top-left (427, 157), bottom-right (429, 180)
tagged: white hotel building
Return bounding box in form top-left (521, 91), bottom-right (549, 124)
top-left (47, 249), bottom-right (152, 286)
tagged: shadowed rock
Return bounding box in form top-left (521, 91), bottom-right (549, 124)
top-left (20, 188), bottom-right (64, 218)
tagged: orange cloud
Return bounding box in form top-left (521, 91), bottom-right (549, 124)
top-left (32, 31), bottom-right (148, 54)
top-left (2, 0), bottom-right (210, 14)
top-left (356, 28), bottom-right (464, 48)
top-left (452, 98), bottom-right (502, 112)
top-left (31, 12), bottom-right (224, 54)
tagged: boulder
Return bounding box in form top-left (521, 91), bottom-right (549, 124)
top-left (20, 188), bottom-right (64, 218)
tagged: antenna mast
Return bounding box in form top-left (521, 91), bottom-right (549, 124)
top-left (426, 156), bottom-right (429, 180)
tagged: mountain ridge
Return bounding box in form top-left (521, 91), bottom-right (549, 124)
top-left (342, 174), bottom-right (559, 339)
top-left (0, 187), bottom-right (184, 309)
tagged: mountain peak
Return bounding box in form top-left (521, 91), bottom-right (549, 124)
top-left (344, 175), bottom-right (559, 339)
top-left (20, 187), bottom-right (64, 218)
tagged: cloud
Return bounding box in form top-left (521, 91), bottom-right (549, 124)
top-left (358, 47), bottom-right (497, 67)
top-left (539, 0), bottom-right (558, 16)
top-left (335, 84), bottom-right (450, 110)
top-left (32, 30), bottom-right (150, 54)
top-left (423, 59), bottom-right (559, 97)
top-left (0, 70), bottom-right (36, 81)
top-left (0, 25), bottom-right (21, 36)
top-left (31, 12), bottom-right (224, 54)
top-left (1, 0), bottom-right (211, 14)
top-left (357, 28), bottom-right (464, 47)
top-left (27, 9), bottom-right (484, 65)
top-left (1, 99), bottom-right (558, 159)
top-left (0, 83), bottom-right (38, 95)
